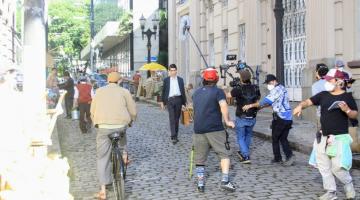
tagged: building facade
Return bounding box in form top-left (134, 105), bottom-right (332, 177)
top-left (168, 0), bottom-right (360, 104)
top-left (0, 0), bottom-right (21, 68)
top-left (81, 0), bottom-right (164, 76)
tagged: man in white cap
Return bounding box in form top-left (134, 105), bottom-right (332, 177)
top-left (293, 69), bottom-right (358, 200)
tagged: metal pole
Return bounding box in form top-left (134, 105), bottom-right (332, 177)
top-left (90, 0), bottom-right (95, 72)
top-left (274, 0), bottom-right (285, 85)
top-left (147, 31), bottom-right (151, 63)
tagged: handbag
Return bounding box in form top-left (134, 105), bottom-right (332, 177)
top-left (181, 108), bottom-right (191, 126)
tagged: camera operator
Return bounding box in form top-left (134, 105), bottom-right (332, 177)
top-left (226, 70), bottom-right (260, 164)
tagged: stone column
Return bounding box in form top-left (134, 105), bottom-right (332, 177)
top-left (22, 0), bottom-right (48, 147)
top-left (168, 0), bottom-right (176, 65)
top-left (357, 0), bottom-right (360, 59)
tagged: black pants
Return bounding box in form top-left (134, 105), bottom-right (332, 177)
top-left (79, 103), bottom-right (91, 133)
top-left (271, 116), bottom-right (293, 161)
top-left (65, 95), bottom-right (74, 117)
top-left (167, 96), bottom-right (182, 138)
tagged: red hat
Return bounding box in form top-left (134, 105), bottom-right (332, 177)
top-left (203, 68), bottom-right (219, 81)
top-left (323, 69), bottom-right (345, 81)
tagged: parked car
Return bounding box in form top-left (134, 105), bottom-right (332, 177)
top-left (89, 73), bottom-right (107, 89)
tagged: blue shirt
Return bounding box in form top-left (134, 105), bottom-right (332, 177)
top-left (192, 86), bottom-right (226, 134)
top-left (259, 84), bottom-right (292, 120)
top-left (312, 79), bottom-right (327, 117)
top-left (312, 79), bottom-right (326, 96)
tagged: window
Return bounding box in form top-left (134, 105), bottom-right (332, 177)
top-left (222, 0), bottom-right (228, 7)
top-left (223, 30), bottom-right (228, 63)
top-left (239, 24), bottom-right (246, 61)
top-left (209, 34), bottom-right (215, 67)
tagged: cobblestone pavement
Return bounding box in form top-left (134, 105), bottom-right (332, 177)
top-left (57, 103), bottom-right (360, 200)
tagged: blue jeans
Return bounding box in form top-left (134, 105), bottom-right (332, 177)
top-left (235, 117), bottom-right (256, 157)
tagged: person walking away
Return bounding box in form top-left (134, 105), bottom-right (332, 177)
top-left (243, 74), bottom-right (295, 166)
top-left (192, 68), bottom-right (236, 193)
top-left (226, 70), bottom-right (260, 164)
top-left (58, 71), bottom-right (75, 119)
top-left (91, 72), bottom-right (137, 200)
top-left (293, 69), bottom-right (357, 200)
top-left (312, 63), bottom-right (329, 128)
top-left (132, 70), bottom-right (141, 100)
top-left (74, 76), bottom-right (94, 133)
top-left (160, 64), bottom-right (186, 144)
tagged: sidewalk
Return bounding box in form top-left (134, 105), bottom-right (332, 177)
top-left (140, 97), bottom-right (360, 169)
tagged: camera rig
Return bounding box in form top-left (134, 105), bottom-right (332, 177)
top-left (219, 60), bottom-right (260, 87)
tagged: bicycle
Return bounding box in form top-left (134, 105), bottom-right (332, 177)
top-left (108, 128), bottom-right (128, 200)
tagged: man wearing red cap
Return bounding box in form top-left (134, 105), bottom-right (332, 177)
top-left (192, 68), bottom-right (235, 193)
top-left (293, 69), bottom-right (358, 200)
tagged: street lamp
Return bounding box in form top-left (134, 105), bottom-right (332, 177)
top-left (139, 13), bottom-right (159, 63)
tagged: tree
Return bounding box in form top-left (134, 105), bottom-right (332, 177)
top-left (94, 3), bottom-right (124, 34)
top-left (48, 0), bottom-right (90, 59)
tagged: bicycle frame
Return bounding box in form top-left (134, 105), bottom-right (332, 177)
top-left (110, 132), bottom-right (126, 200)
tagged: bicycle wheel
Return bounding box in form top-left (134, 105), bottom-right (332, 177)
top-left (112, 149), bottom-right (125, 200)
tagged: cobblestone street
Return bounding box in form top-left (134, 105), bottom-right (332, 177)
top-left (57, 103), bottom-right (360, 200)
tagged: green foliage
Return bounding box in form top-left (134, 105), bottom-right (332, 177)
top-left (15, 0), bottom-right (22, 38)
top-left (159, 9), bottom-right (167, 29)
top-left (48, 0), bottom-right (90, 58)
top-left (118, 11), bottom-right (133, 36)
top-left (94, 3), bottom-right (124, 34)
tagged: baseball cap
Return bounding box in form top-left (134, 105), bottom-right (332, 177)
top-left (335, 60), bottom-right (345, 68)
top-left (107, 72), bottom-right (121, 82)
top-left (263, 74), bottom-right (277, 84)
top-left (323, 69), bottom-right (345, 81)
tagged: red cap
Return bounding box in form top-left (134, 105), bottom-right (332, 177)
top-left (203, 68), bottom-right (219, 82)
top-left (323, 69), bottom-right (345, 81)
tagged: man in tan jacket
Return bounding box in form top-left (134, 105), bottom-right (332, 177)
top-left (91, 72), bottom-right (136, 200)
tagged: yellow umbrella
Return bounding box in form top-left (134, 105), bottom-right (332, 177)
top-left (139, 63), bottom-right (167, 71)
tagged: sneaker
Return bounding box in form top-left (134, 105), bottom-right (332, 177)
top-left (197, 186), bottom-right (205, 193)
top-left (220, 181), bottom-right (236, 192)
top-left (344, 182), bottom-right (356, 199)
top-left (282, 155), bottom-right (295, 166)
top-left (319, 191), bottom-right (337, 200)
top-left (236, 151), bottom-right (244, 162)
top-left (240, 156), bottom-right (251, 164)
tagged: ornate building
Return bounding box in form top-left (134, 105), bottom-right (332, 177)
top-left (0, 0), bottom-right (21, 68)
top-left (168, 0), bottom-right (360, 103)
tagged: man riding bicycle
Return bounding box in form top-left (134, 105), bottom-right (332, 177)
top-left (91, 72), bottom-right (137, 200)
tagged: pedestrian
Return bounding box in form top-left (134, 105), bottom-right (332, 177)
top-left (160, 64), bottom-right (186, 144)
top-left (192, 68), bottom-right (236, 193)
top-left (226, 70), bottom-right (261, 164)
top-left (293, 69), bottom-right (357, 200)
top-left (74, 76), bottom-right (94, 134)
top-left (132, 70), bottom-right (141, 100)
top-left (90, 72), bottom-right (137, 200)
top-left (58, 71), bottom-right (75, 119)
top-left (46, 68), bottom-right (60, 109)
top-left (312, 63), bottom-right (329, 128)
top-left (185, 83), bottom-right (194, 107)
top-left (243, 74), bottom-right (295, 166)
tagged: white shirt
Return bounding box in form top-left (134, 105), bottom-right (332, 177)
top-left (74, 82), bottom-right (95, 99)
top-left (168, 76), bottom-right (181, 98)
